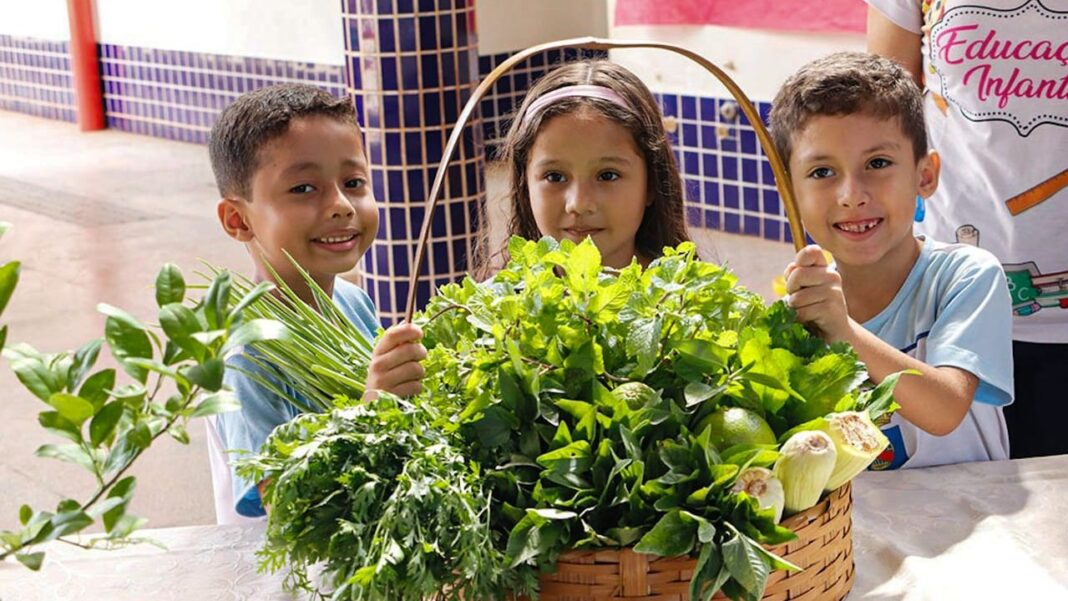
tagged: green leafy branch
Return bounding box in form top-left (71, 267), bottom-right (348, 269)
top-left (0, 229), bottom-right (284, 570)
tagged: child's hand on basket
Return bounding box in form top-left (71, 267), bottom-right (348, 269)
top-left (364, 322), bottom-right (427, 400)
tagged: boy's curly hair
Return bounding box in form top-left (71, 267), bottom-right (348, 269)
top-left (769, 51), bottom-right (928, 167)
top-left (209, 84), bottom-right (359, 198)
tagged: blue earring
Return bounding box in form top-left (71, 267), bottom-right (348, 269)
top-left (914, 195), bottom-right (926, 222)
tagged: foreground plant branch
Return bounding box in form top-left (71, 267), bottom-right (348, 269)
top-left (0, 234), bottom-right (284, 569)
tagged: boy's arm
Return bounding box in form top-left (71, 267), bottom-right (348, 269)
top-left (785, 246), bottom-right (975, 436)
top-left (835, 323), bottom-right (976, 436)
top-left (867, 6), bottom-right (923, 86)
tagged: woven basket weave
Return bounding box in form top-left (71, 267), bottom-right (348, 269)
top-left (531, 484), bottom-right (854, 601)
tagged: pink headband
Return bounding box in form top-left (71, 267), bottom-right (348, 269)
top-left (522, 84), bottom-right (631, 125)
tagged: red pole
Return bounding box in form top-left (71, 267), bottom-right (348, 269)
top-left (67, 0), bottom-right (105, 131)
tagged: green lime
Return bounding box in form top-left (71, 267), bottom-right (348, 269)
top-left (612, 382), bottom-right (658, 410)
top-left (697, 407), bottom-right (776, 450)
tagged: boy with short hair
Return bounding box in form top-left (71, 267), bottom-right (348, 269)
top-left (206, 84), bottom-right (426, 522)
top-left (770, 52), bottom-right (1013, 469)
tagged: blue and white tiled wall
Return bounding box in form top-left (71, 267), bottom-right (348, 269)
top-left (99, 45), bottom-right (345, 144)
top-left (1, 10), bottom-right (794, 316)
top-left (0, 35), bottom-right (76, 123)
top-left (657, 94), bottom-right (792, 245)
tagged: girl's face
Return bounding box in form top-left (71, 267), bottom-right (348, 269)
top-left (526, 109), bottom-right (649, 269)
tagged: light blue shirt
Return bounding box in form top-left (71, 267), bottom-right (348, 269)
top-left (864, 237), bottom-right (1013, 470)
top-left (215, 278), bottom-right (379, 517)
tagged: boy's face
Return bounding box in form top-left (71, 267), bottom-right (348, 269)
top-left (219, 116), bottom-right (378, 291)
top-left (788, 113), bottom-right (938, 270)
top-left (526, 109), bottom-right (649, 269)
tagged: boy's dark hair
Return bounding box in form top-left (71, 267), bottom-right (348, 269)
top-left (474, 60), bottom-right (690, 279)
top-left (769, 51), bottom-right (927, 167)
top-left (208, 83), bottom-right (359, 198)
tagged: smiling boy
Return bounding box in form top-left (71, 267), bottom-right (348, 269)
top-left (206, 84), bottom-right (426, 522)
top-left (770, 52), bottom-right (1013, 469)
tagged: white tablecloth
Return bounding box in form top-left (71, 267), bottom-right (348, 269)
top-left (2, 456), bottom-right (1066, 600)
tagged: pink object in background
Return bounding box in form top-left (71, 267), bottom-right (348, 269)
top-left (614, 0), bottom-right (865, 34)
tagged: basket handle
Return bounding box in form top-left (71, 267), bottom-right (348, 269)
top-left (404, 37), bottom-right (806, 322)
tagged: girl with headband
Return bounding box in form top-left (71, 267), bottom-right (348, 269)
top-left (473, 60), bottom-right (691, 278)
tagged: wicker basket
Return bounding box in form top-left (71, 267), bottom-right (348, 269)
top-left (530, 484), bottom-right (854, 601)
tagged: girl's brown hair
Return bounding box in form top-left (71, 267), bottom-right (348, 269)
top-left (474, 60), bottom-right (690, 279)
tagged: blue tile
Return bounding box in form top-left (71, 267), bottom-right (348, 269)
top-left (441, 52), bottom-right (457, 86)
top-left (400, 55), bottom-right (419, 88)
top-left (723, 185), bottom-right (740, 210)
top-left (387, 170), bottom-right (405, 200)
top-left (682, 123), bottom-right (697, 147)
top-left (721, 134), bottom-right (737, 152)
top-left (425, 130), bottom-right (443, 160)
top-left (378, 0), bottom-right (394, 13)
top-left (478, 53), bottom-right (491, 73)
top-left (740, 129), bottom-right (757, 155)
top-left (377, 19), bottom-right (396, 53)
top-left (402, 93), bottom-right (420, 127)
top-left (390, 207), bottom-right (407, 237)
top-left (431, 240), bottom-right (448, 273)
top-left (407, 167), bottom-right (426, 199)
top-left (763, 192), bottom-right (781, 217)
top-left (681, 95), bottom-right (696, 120)
top-left (405, 131), bottom-right (423, 164)
top-left (450, 201), bottom-right (468, 234)
top-left (744, 216), bottom-right (760, 235)
top-left (705, 209), bottom-right (720, 230)
top-left (418, 0), bottom-right (436, 11)
top-left (700, 125), bottom-right (718, 150)
top-left (743, 187), bottom-right (759, 212)
top-left (447, 164), bottom-right (463, 198)
top-left (758, 101), bottom-right (773, 124)
top-left (762, 159), bottom-right (776, 185)
top-left (422, 92), bottom-right (442, 126)
top-left (383, 94), bottom-right (400, 127)
top-left (380, 56), bottom-right (399, 88)
top-left (764, 220), bottom-right (781, 242)
top-left (398, 17), bottom-right (417, 52)
top-left (722, 156), bottom-right (738, 181)
top-left (703, 182), bottom-right (720, 206)
top-left (393, 245), bottom-right (411, 276)
top-left (684, 151), bottom-right (699, 177)
top-left (741, 158), bottom-right (758, 184)
top-left (443, 89), bottom-right (458, 120)
top-left (438, 15), bottom-right (455, 47)
top-left (660, 93), bottom-right (677, 117)
top-left (724, 212), bottom-right (740, 233)
top-left (413, 55), bottom-right (437, 89)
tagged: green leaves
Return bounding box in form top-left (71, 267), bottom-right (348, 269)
top-left (154, 263), bottom-right (186, 306)
top-left (99, 304), bottom-right (154, 382)
top-left (633, 510), bottom-right (696, 557)
top-left (0, 259), bottom-right (20, 318)
top-left (2, 261), bottom-right (287, 568)
top-left (408, 237), bottom-right (886, 601)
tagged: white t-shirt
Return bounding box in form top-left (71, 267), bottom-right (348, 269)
top-left (864, 238), bottom-right (1013, 470)
top-left (867, 0), bottom-right (1068, 343)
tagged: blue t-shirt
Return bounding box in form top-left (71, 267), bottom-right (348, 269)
top-left (214, 278), bottom-right (380, 517)
top-left (864, 237), bottom-right (1013, 470)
